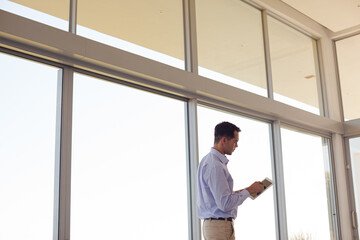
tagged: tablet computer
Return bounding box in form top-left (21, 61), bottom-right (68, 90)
top-left (250, 177), bottom-right (273, 200)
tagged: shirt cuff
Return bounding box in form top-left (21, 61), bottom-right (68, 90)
top-left (239, 189), bottom-right (250, 198)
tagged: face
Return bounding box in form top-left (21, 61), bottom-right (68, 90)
top-left (224, 131), bottom-right (239, 155)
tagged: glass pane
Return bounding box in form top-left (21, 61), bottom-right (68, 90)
top-left (281, 128), bottom-right (334, 239)
top-left (196, 0), bottom-right (267, 96)
top-left (335, 34), bottom-right (360, 120)
top-left (71, 73), bottom-right (188, 239)
top-left (268, 16), bottom-right (321, 114)
top-left (0, 0), bottom-right (69, 31)
top-left (0, 52), bottom-right (58, 239)
top-left (197, 106), bottom-right (276, 240)
top-left (349, 137), bottom-right (360, 238)
top-left (77, 0), bottom-right (184, 69)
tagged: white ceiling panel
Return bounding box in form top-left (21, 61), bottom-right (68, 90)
top-left (281, 0), bottom-right (360, 32)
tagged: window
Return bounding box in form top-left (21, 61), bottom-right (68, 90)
top-left (267, 16), bottom-right (321, 114)
top-left (0, 52), bottom-right (59, 239)
top-left (197, 106), bottom-right (276, 239)
top-left (335, 34), bottom-right (360, 120)
top-left (76, 0), bottom-right (184, 69)
top-left (0, 0), bottom-right (69, 31)
top-left (71, 73), bottom-right (188, 239)
top-left (196, 0), bottom-right (267, 96)
top-left (281, 128), bottom-right (335, 239)
top-left (349, 137), bottom-right (360, 238)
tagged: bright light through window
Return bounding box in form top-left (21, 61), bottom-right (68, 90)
top-left (267, 16), bottom-right (321, 115)
top-left (196, 0), bottom-right (268, 96)
top-left (76, 0), bottom-right (185, 69)
top-left (71, 73), bottom-right (188, 239)
top-left (197, 106), bottom-right (276, 240)
top-left (0, 52), bottom-right (58, 240)
top-left (349, 137), bottom-right (360, 238)
top-left (281, 128), bottom-right (334, 239)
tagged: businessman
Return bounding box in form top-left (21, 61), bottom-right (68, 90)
top-left (197, 121), bottom-right (263, 240)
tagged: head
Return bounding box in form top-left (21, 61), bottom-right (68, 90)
top-left (214, 122), bottom-right (241, 155)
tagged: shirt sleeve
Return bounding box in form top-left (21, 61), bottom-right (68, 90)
top-left (206, 164), bottom-right (249, 212)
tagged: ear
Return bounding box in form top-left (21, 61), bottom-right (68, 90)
top-left (221, 136), bottom-right (227, 144)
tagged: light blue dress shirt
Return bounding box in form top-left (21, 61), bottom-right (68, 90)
top-left (197, 148), bottom-right (250, 219)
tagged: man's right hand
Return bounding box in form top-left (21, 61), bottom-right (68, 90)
top-left (246, 181), bottom-right (264, 195)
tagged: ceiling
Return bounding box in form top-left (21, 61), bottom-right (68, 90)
top-left (281, 0), bottom-right (360, 33)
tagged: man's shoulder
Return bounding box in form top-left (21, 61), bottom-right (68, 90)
top-left (200, 152), bottom-right (222, 169)
top-left (200, 151), bottom-right (215, 162)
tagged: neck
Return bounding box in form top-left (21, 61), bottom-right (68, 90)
top-left (213, 145), bottom-right (225, 155)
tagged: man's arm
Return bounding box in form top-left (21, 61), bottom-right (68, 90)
top-left (206, 166), bottom-right (249, 211)
top-left (235, 181), bottom-right (263, 195)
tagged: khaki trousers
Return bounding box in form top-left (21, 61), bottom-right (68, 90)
top-left (203, 219), bottom-right (235, 240)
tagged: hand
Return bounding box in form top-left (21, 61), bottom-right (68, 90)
top-left (245, 181), bottom-right (264, 195)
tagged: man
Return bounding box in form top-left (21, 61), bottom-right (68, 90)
top-left (197, 121), bottom-right (264, 240)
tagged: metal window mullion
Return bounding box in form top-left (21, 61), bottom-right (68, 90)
top-left (183, 0), bottom-right (198, 74)
top-left (54, 70), bottom-right (63, 240)
top-left (271, 121), bottom-right (288, 240)
top-left (55, 67), bottom-right (73, 240)
top-left (343, 137), bottom-right (359, 239)
top-left (313, 40), bottom-right (327, 117)
top-left (69, 0), bottom-right (77, 34)
top-left (324, 137), bottom-right (342, 240)
top-left (332, 41), bottom-right (346, 122)
top-left (261, 10), bottom-right (274, 99)
top-left (185, 99), bottom-right (201, 240)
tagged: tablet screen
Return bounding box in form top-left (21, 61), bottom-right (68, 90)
top-left (250, 178), bottom-right (273, 200)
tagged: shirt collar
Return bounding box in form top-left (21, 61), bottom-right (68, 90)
top-left (210, 148), bottom-right (229, 165)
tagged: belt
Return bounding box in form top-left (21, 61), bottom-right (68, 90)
top-left (205, 217), bottom-right (233, 222)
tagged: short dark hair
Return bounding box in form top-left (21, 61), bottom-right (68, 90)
top-left (214, 121), bottom-right (241, 144)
